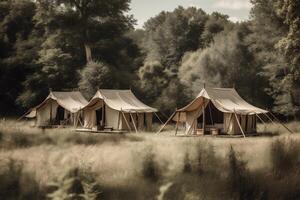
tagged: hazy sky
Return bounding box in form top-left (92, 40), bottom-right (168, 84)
top-left (129, 0), bottom-right (252, 28)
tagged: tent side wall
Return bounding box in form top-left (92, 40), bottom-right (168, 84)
top-left (224, 113), bottom-right (256, 135)
top-left (36, 100), bottom-right (58, 126)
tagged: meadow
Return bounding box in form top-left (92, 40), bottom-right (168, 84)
top-left (0, 119), bottom-right (300, 200)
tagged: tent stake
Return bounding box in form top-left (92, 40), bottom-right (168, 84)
top-left (130, 112), bottom-right (138, 133)
top-left (234, 112), bottom-right (246, 138)
top-left (268, 112), bottom-right (293, 134)
top-left (121, 110), bottom-right (132, 132)
top-left (175, 112), bottom-right (181, 136)
top-left (156, 111), bottom-right (176, 134)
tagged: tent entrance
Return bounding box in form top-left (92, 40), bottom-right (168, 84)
top-left (55, 106), bottom-right (65, 124)
top-left (197, 101), bottom-right (224, 134)
top-left (95, 107), bottom-right (105, 126)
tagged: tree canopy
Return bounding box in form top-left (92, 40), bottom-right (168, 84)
top-left (0, 0), bottom-right (299, 120)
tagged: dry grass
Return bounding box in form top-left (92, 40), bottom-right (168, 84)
top-left (0, 119), bottom-right (300, 199)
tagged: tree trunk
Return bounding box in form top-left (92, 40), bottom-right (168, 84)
top-left (84, 43), bottom-right (93, 63)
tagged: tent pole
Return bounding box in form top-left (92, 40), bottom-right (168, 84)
top-left (225, 113), bottom-right (233, 134)
top-left (117, 111), bottom-right (121, 130)
top-left (130, 112), bottom-right (138, 133)
top-left (121, 110), bottom-right (132, 132)
top-left (202, 101), bottom-right (205, 133)
top-left (156, 111), bottom-right (176, 134)
top-left (175, 112), bottom-right (181, 136)
top-left (234, 112), bottom-right (246, 138)
top-left (268, 112), bottom-right (293, 134)
top-left (154, 112), bottom-right (164, 125)
top-left (50, 100), bottom-right (52, 125)
top-left (101, 101), bottom-right (104, 126)
top-left (208, 103), bottom-right (213, 125)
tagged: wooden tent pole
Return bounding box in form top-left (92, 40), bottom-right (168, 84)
top-left (268, 112), bottom-right (293, 134)
top-left (156, 111), bottom-right (176, 134)
top-left (208, 103), bottom-right (213, 125)
top-left (202, 99), bottom-right (206, 134)
top-left (130, 112), bottom-right (138, 133)
top-left (175, 112), bottom-right (181, 136)
top-left (117, 111), bottom-right (121, 130)
top-left (154, 112), bottom-right (164, 125)
top-left (225, 113), bottom-right (233, 133)
top-left (121, 110), bottom-right (132, 132)
top-left (50, 101), bottom-right (52, 123)
top-left (101, 100), bottom-right (104, 126)
top-left (234, 112), bottom-right (246, 138)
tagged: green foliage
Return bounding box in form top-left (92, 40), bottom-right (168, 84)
top-left (79, 62), bottom-right (117, 98)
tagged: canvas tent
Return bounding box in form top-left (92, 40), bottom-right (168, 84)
top-left (24, 91), bottom-right (88, 127)
top-left (81, 89), bottom-right (158, 132)
top-left (158, 87), bottom-right (286, 136)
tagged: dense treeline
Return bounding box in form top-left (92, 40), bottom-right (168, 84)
top-left (0, 0), bottom-right (299, 119)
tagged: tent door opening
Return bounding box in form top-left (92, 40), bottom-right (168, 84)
top-left (96, 107), bottom-right (105, 126)
top-left (197, 101), bottom-right (224, 134)
top-left (56, 106), bottom-right (65, 124)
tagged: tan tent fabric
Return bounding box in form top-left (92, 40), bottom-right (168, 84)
top-left (26, 91), bottom-right (88, 126)
top-left (86, 90), bottom-right (157, 113)
top-left (171, 88), bottom-right (267, 135)
top-left (45, 91), bottom-right (88, 113)
top-left (178, 88), bottom-right (267, 115)
top-left (82, 89), bottom-right (157, 131)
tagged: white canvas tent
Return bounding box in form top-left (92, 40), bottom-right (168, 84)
top-left (81, 89), bottom-right (158, 132)
top-left (24, 91), bottom-right (88, 127)
top-left (158, 87), bottom-right (291, 136)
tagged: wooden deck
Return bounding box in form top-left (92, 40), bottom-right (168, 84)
top-left (75, 128), bottom-right (127, 134)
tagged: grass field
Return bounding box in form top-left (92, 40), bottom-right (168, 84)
top-left (0, 119), bottom-right (300, 200)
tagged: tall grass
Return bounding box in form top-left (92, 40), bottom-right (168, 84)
top-left (0, 120), bottom-right (300, 199)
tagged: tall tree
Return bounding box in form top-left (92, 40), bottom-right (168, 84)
top-left (275, 0), bottom-right (300, 119)
top-left (37, 0), bottom-right (134, 63)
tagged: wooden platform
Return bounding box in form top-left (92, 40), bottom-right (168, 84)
top-left (75, 128), bottom-right (127, 134)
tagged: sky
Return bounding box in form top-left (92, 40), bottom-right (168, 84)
top-left (129, 0), bottom-right (252, 28)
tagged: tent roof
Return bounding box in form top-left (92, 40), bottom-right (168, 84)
top-left (178, 88), bottom-right (268, 115)
top-left (84, 89), bottom-right (157, 113)
top-left (36, 91), bottom-right (88, 113)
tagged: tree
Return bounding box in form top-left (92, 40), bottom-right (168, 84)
top-left (178, 24), bottom-right (270, 107)
top-left (274, 0), bottom-right (300, 119)
top-left (0, 0), bottom-right (38, 115)
top-left (36, 0), bottom-right (134, 63)
top-left (249, 0), bottom-right (299, 119)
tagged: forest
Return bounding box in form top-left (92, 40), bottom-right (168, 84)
top-left (0, 0), bottom-right (299, 120)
